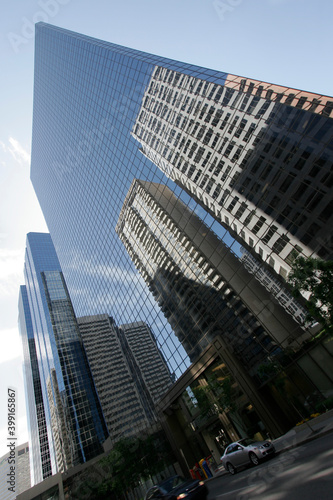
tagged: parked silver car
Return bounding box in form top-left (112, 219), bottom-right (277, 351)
top-left (221, 438), bottom-right (275, 474)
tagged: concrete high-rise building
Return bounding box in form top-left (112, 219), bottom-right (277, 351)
top-left (132, 67), bottom-right (333, 278)
top-left (18, 286), bottom-right (52, 485)
top-left (77, 315), bottom-right (172, 444)
top-left (116, 179), bottom-right (308, 363)
top-left (119, 321), bottom-right (174, 403)
top-left (18, 233), bottom-right (108, 483)
top-left (30, 23), bottom-right (333, 430)
top-left (0, 442), bottom-right (30, 500)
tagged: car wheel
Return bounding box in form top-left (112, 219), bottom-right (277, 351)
top-left (249, 452), bottom-right (259, 466)
top-left (226, 462), bottom-right (236, 475)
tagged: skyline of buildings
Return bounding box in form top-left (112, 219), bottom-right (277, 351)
top-left (18, 232), bottom-right (177, 491)
top-left (18, 233), bottom-right (108, 485)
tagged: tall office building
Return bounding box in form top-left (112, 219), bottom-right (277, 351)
top-left (132, 67), bottom-right (333, 278)
top-left (116, 179), bottom-right (307, 363)
top-left (119, 321), bottom-right (174, 404)
top-left (19, 233), bottom-right (108, 482)
top-left (30, 24), bottom-right (333, 421)
top-left (77, 316), bottom-right (172, 444)
top-left (18, 286), bottom-right (52, 485)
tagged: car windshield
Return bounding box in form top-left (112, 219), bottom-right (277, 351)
top-left (238, 438), bottom-right (256, 446)
top-left (159, 476), bottom-right (186, 493)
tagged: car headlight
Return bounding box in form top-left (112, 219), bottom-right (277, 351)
top-left (177, 494), bottom-right (188, 499)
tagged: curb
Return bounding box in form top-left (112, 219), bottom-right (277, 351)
top-left (274, 425), bottom-right (333, 455)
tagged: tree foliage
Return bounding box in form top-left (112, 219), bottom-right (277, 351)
top-left (192, 375), bottom-right (238, 417)
top-left (96, 432), bottom-right (173, 498)
top-left (288, 256), bottom-right (333, 330)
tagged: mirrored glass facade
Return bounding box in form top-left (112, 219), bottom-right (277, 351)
top-left (30, 23), bottom-right (333, 440)
top-left (18, 286), bottom-right (52, 486)
top-left (20, 233), bottom-right (108, 480)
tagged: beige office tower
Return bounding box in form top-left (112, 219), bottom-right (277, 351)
top-left (78, 315), bottom-right (173, 445)
top-left (132, 68), bottom-right (333, 279)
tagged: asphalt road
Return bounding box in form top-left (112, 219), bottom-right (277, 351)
top-left (207, 432), bottom-right (333, 500)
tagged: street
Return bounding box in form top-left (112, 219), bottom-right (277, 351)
top-left (207, 433), bottom-right (333, 499)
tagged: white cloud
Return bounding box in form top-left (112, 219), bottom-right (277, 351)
top-left (0, 328), bottom-right (24, 363)
top-left (7, 137), bottom-right (30, 165)
top-left (0, 248), bottom-right (24, 298)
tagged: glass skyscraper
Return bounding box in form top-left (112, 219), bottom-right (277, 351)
top-left (19, 233), bottom-right (108, 482)
top-left (30, 23), bottom-right (333, 435)
top-left (18, 286), bottom-right (52, 485)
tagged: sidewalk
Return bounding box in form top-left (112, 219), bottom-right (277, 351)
top-left (272, 408), bottom-right (333, 453)
top-left (210, 409), bottom-right (333, 478)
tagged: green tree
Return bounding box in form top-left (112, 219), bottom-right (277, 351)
top-left (288, 256), bottom-right (333, 331)
top-left (96, 432), bottom-right (174, 498)
top-left (192, 375), bottom-right (239, 417)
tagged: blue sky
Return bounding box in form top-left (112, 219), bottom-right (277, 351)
top-left (0, 0), bottom-right (332, 458)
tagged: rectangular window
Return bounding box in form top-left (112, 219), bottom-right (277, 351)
top-left (214, 160), bottom-right (224, 176)
top-left (211, 133), bottom-right (220, 149)
top-left (188, 143), bottom-right (198, 159)
top-left (227, 196), bottom-right (239, 212)
top-left (224, 141), bottom-right (235, 158)
top-left (199, 103), bottom-right (208, 120)
top-left (252, 216), bottom-right (266, 235)
top-left (234, 118), bottom-right (247, 138)
top-left (204, 106), bottom-right (216, 123)
top-left (194, 147), bottom-right (205, 163)
top-left (272, 234), bottom-right (289, 253)
top-left (243, 123), bottom-right (256, 142)
top-left (262, 225), bottom-right (278, 244)
top-left (220, 113), bottom-right (231, 130)
top-left (235, 202), bottom-right (247, 219)
top-left (203, 128), bottom-right (214, 145)
top-left (212, 109), bottom-right (223, 127)
top-left (228, 117), bottom-right (239, 134)
top-left (202, 152), bottom-right (212, 168)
